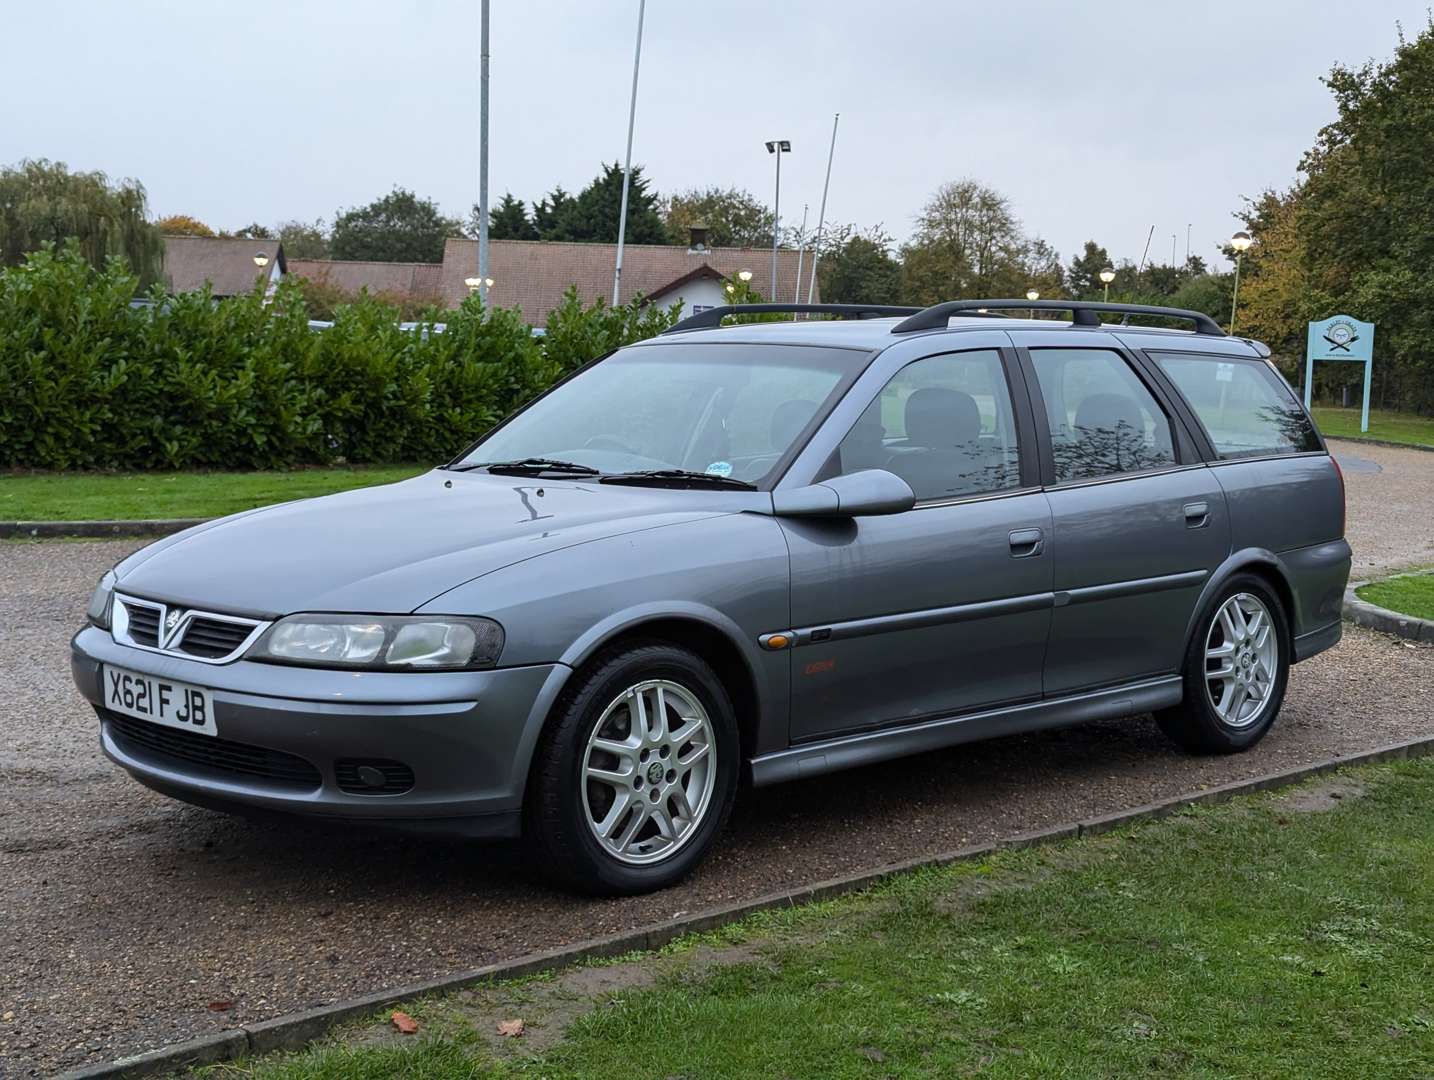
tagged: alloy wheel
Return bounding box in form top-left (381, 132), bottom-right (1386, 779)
top-left (1203, 592), bottom-right (1280, 729)
top-left (580, 679), bottom-right (717, 865)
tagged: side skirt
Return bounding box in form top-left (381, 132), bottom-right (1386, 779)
top-left (749, 676), bottom-right (1184, 787)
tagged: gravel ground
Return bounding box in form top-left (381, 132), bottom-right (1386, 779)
top-left (1330, 438), bottom-right (1434, 577)
top-left (3, 455), bottom-right (1432, 1077)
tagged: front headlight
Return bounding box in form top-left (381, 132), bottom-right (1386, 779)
top-left (87, 570), bottom-right (117, 629)
top-left (248, 615), bottom-right (504, 670)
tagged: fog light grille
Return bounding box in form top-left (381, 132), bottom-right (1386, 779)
top-left (335, 759), bottom-right (415, 795)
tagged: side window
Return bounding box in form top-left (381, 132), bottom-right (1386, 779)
top-left (1152, 353), bottom-right (1320, 459)
top-left (1030, 349), bottom-right (1176, 483)
top-left (833, 350), bottom-right (1022, 501)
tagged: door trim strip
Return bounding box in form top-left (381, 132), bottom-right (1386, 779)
top-left (750, 675), bottom-right (1183, 786)
top-left (788, 591), bottom-right (1055, 648)
top-left (1055, 568), bottom-right (1209, 608)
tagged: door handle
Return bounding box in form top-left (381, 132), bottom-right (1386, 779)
top-left (1009, 527), bottom-right (1045, 558)
top-left (1183, 501), bottom-right (1210, 529)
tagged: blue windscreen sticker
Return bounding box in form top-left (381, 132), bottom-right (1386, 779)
top-left (705, 461), bottom-right (734, 478)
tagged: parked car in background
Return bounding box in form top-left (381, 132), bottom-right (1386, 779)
top-left (71, 299), bottom-right (1349, 894)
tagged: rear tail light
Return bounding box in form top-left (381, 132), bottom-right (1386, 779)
top-left (1330, 453), bottom-right (1346, 537)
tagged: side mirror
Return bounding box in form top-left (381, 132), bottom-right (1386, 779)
top-left (771, 469), bottom-right (916, 518)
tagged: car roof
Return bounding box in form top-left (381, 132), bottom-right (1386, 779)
top-left (639, 316), bottom-right (1263, 355)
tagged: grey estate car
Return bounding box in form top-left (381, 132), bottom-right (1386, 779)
top-left (71, 299), bottom-right (1351, 894)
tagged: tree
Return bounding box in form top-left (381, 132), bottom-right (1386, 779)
top-left (817, 228), bottom-right (903, 304)
top-left (1067, 240), bottom-right (1112, 298)
top-left (532, 186), bottom-right (573, 238)
top-left (276, 219), bottom-right (330, 260)
top-left (227, 222), bottom-right (273, 239)
top-left (1231, 18), bottom-right (1434, 408)
top-left (155, 214), bottom-right (214, 237)
top-left (0, 159), bottom-right (164, 284)
top-left (475, 192), bottom-right (537, 241)
top-left (539, 163), bottom-right (666, 244)
top-left (330, 187), bottom-right (461, 263)
top-left (900, 179), bottom-right (1027, 304)
top-left (1019, 237), bottom-right (1065, 298)
top-left (663, 186), bottom-right (773, 248)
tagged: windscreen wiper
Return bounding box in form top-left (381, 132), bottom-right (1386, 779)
top-left (446, 457), bottom-right (601, 476)
top-left (600, 469), bottom-right (756, 490)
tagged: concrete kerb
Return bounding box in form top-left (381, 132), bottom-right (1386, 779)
top-left (58, 732), bottom-right (1434, 1080)
top-left (1344, 572), bottom-right (1434, 643)
top-left (0, 519), bottom-right (207, 540)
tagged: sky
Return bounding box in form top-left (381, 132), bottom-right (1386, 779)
top-left (5, 1), bottom-right (1427, 270)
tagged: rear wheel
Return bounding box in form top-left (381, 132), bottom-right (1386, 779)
top-left (1156, 575), bottom-right (1290, 754)
top-left (525, 642), bottom-right (738, 895)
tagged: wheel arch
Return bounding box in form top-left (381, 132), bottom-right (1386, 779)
top-left (1182, 549), bottom-right (1298, 662)
top-left (515, 604), bottom-right (770, 804)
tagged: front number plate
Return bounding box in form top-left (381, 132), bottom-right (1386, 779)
top-left (103, 665), bottom-right (216, 736)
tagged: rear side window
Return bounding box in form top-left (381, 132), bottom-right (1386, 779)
top-left (1029, 349), bottom-right (1176, 483)
top-left (1152, 353), bottom-right (1319, 459)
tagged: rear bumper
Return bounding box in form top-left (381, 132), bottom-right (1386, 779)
top-left (1292, 619), bottom-right (1342, 663)
top-left (71, 625), bottom-right (570, 834)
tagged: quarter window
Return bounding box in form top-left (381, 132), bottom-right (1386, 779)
top-left (1030, 349), bottom-right (1176, 483)
top-left (1152, 353), bottom-right (1320, 458)
top-left (833, 350), bottom-right (1022, 501)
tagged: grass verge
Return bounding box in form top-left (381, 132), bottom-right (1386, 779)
top-left (1358, 570), bottom-right (1434, 622)
top-left (210, 757), bottom-right (1434, 1079)
top-left (1312, 406), bottom-right (1434, 447)
top-left (0, 465), bottom-right (427, 521)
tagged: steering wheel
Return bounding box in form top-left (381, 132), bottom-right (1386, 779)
top-left (583, 435), bottom-right (641, 456)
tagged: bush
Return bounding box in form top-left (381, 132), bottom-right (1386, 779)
top-left (0, 245), bottom-right (662, 471)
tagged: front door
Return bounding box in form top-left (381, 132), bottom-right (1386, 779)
top-left (782, 348), bottom-right (1053, 741)
top-left (1020, 343), bottom-right (1230, 694)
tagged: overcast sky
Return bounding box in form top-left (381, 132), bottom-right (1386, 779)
top-left (6, 1), bottom-right (1426, 268)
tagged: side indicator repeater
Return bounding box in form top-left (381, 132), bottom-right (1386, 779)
top-left (759, 632), bottom-right (794, 651)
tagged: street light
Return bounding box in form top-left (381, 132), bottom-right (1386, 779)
top-left (1099, 265), bottom-right (1115, 304)
top-left (464, 276), bottom-right (494, 294)
top-left (252, 252), bottom-right (269, 268)
top-left (765, 139), bottom-right (790, 304)
top-left (1229, 230), bottom-right (1253, 334)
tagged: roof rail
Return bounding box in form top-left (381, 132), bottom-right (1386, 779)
top-left (663, 303), bottom-right (921, 334)
top-left (890, 299), bottom-right (1226, 337)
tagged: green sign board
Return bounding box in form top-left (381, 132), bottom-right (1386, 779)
top-left (1305, 314), bottom-right (1375, 432)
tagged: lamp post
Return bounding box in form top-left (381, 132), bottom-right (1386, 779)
top-left (1025, 288), bottom-right (1039, 318)
top-left (765, 139), bottom-right (790, 303)
top-left (1099, 266), bottom-right (1115, 304)
top-left (1229, 230), bottom-right (1252, 334)
top-left (464, 276), bottom-right (493, 294)
top-left (252, 252), bottom-right (270, 268)
top-left (478, 0), bottom-right (490, 304)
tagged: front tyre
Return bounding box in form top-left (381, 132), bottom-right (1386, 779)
top-left (1157, 574), bottom-right (1290, 754)
top-left (526, 642), bottom-right (739, 895)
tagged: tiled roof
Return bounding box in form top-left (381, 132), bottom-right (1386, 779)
top-left (163, 236), bottom-right (286, 296)
top-left (437, 238), bottom-right (817, 324)
top-left (287, 259), bottom-right (443, 301)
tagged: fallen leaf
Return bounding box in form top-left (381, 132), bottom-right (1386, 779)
top-left (1, 1010), bottom-right (14, 1021)
top-left (206, 1001), bottom-right (235, 1012)
top-left (497, 1018), bottom-right (525, 1038)
top-left (391, 1010), bottom-right (419, 1035)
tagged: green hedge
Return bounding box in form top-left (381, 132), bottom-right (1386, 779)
top-left (0, 246), bottom-right (680, 470)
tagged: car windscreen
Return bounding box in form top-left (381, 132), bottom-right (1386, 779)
top-left (457, 342), bottom-right (872, 486)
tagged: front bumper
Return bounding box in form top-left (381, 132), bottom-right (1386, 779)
top-left (71, 625), bottom-right (570, 837)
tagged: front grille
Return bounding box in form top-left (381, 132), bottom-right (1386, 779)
top-left (123, 602), bottom-right (161, 647)
top-left (335, 759), bottom-right (415, 795)
top-left (103, 709), bottom-right (322, 790)
top-left (177, 617), bottom-right (253, 659)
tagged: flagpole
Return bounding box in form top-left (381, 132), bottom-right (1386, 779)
top-left (806, 112), bottom-right (839, 303)
top-left (612, 0), bottom-right (646, 306)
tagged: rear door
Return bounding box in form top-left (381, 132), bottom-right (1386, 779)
top-left (1012, 332), bottom-right (1230, 695)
